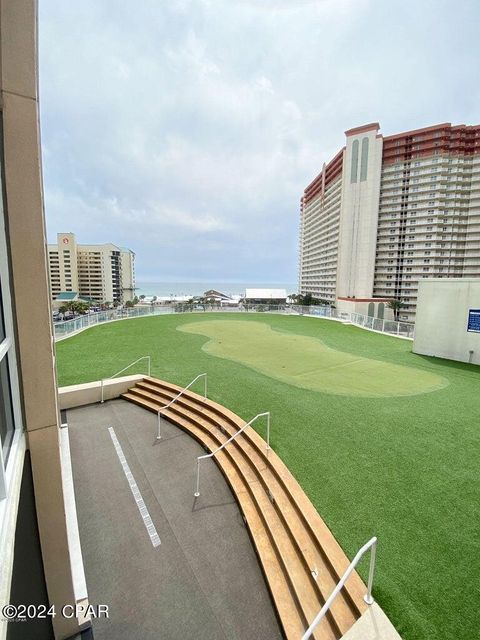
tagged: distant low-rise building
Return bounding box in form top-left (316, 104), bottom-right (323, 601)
top-left (203, 289), bottom-right (233, 303)
top-left (52, 291), bottom-right (95, 310)
top-left (244, 288), bottom-right (287, 304)
top-left (47, 232), bottom-right (135, 304)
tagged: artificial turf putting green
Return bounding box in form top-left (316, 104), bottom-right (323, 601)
top-left (56, 312), bottom-right (480, 640)
top-left (179, 319), bottom-right (447, 397)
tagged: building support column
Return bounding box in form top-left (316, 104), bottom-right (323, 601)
top-left (1, 1), bottom-right (82, 637)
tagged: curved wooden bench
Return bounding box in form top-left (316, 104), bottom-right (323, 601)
top-left (122, 377), bottom-right (368, 640)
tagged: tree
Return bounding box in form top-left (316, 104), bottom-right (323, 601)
top-left (77, 302), bottom-right (90, 314)
top-left (291, 293), bottom-right (330, 307)
top-left (58, 300), bottom-right (89, 316)
top-left (139, 294), bottom-right (146, 301)
top-left (387, 298), bottom-right (404, 321)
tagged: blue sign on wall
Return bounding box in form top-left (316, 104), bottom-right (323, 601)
top-left (467, 309), bottom-right (480, 333)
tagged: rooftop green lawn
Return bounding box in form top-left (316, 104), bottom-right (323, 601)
top-left (56, 312), bottom-right (480, 640)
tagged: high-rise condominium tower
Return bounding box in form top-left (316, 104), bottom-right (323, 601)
top-left (48, 233), bottom-right (135, 304)
top-left (299, 122), bottom-right (480, 322)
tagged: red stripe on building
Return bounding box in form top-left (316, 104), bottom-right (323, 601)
top-left (303, 148), bottom-right (344, 205)
top-left (382, 123), bottom-right (480, 166)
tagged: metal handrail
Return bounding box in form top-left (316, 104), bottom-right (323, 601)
top-left (156, 373), bottom-right (207, 440)
top-left (194, 411), bottom-right (270, 497)
top-left (301, 536), bottom-right (377, 640)
top-left (100, 356), bottom-right (151, 403)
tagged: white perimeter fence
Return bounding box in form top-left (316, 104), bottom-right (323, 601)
top-left (54, 303), bottom-right (415, 342)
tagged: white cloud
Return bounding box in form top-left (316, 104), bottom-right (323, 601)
top-left (39, 0), bottom-right (480, 281)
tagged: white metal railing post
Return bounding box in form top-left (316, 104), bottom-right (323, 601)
top-left (156, 373), bottom-right (207, 441)
top-left (157, 410), bottom-right (163, 440)
top-left (301, 537), bottom-right (377, 640)
top-left (100, 356), bottom-right (151, 404)
top-left (194, 411), bottom-right (270, 497)
top-left (194, 458), bottom-right (200, 497)
top-left (266, 411), bottom-right (270, 450)
top-left (364, 538), bottom-right (377, 605)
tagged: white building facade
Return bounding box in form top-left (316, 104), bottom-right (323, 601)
top-left (48, 233), bottom-right (135, 304)
top-left (299, 122), bottom-right (480, 322)
top-left (414, 279), bottom-right (480, 365)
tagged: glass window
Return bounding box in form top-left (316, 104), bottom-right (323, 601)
top-left (0, 114), bottom-right (22, 476)
top-left (0, 356), bottom-right (14, 463)
top-left (0, 281), bottom-right (5, 342)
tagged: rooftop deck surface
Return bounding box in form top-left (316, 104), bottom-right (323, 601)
top-left (67, 399), bottom-right (282, 640)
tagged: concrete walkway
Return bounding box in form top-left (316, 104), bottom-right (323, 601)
top-left (341, 603), bottom-right (402, 640)
top-left (67, 399), bottom-right (282, 640)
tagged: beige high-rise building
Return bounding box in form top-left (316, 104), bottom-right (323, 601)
top-left (48, 233), bottom-right (135, 304)
top-left (299, 122), bottom-right (480, 322)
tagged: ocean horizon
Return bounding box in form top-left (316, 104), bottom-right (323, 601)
top-left (135, 281), bottom-right (297, 297)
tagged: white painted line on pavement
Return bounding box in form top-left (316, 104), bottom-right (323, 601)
top-left (108, 427), bottom-right (161, 548)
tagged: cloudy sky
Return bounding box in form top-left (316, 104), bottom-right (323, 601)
top-left (39, 0), bottom-right (480, 283)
